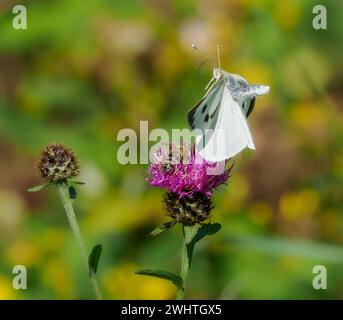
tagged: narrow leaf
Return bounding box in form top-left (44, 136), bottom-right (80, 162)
top-left (149, 221), bottom-right (176, 236)
top-left (68, 186), bottom-right (77, 199)
top-left (27, 183), bottom-right (51, 192)
top-left (135, 269), bottom-right (183, 288)
top-left (186, 223), bottom-right (221, 263)
top-left (70, 180), bottom-right (85, 185)
top-left (88, 244), bottom-right (102, 277)
top-left (192, 223), bottom-right (221, 245)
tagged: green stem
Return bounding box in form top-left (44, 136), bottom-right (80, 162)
top-left (90, 275), bottom-right (102, 299)
top-left (56, 182), bottom-right (102, 300)
top-left (176, 225), bottom-right (200, 300)
top-left (176, 233), bottom-right (188, 300)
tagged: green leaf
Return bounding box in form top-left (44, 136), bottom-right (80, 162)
top-left (68, 186), bottom-right (77, 199)
top-left (70, 180), bottom-right (85, 185)
top-left (149, 221), bottom-right (176, 236)
top-left (135, 269), bottom-right (183, 288)
top-left (192, 223), bottom-right (221, 245)
top-left (88, 244), bottom-right (102, 277)
top-left (185, 223), bottom-right (221, 264)
top-left (27, 183), bottom-right (51, 192)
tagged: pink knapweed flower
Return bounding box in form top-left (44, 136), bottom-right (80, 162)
top-left (147, 144), bottom-right (232, 198)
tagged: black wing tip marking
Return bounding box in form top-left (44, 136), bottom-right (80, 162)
top-left (187, 97), bottom-right (205, 129)
top-left (187, 79), bottom-right (224, 129)
top-left (246, 97), bottom-right (255, 118)
top-left (187, 108), bottom-right (196, 129)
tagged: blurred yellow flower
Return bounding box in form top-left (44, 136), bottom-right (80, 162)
top-left (102, 264), bottom-right (175, 299)
top-left (280, 189), bottom-right (320, 221)
top-left (250, 201), bottom-right (273, 225)
top-left (273, 0), bottom-right (302, 30)
top-left (289, 102), bottom-right (328, 134)
top-left (7, 241), bottom-right (40, 267)
top-left (39, 228), bottom-right (66, 254)
top-left (85, 193), bottom-right (164, 233)
top-left (0, 276), bottom-right (16, 300)
top-left (238, 0), bottom-right (269, 10)
top-left (42, 259), bottom-right (75, 299)
top-left (157, 40), bottom-right (187, 78)
top-left (235, 62), bottom-right (272, 86)
top-left (219, 173), bottom-right (250, 213)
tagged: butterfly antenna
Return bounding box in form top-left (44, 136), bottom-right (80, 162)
top-left (217, 45), bottom-right (221, 69)
top-left (196, 59), bottom-right (212, 77)
top-left (192, 44), bottom-right (214, 71)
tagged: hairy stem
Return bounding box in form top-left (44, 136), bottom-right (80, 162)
top-left (56, 182), bottom-right (102, 300)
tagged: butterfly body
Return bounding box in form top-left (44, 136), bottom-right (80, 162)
top-left (188, 67), bottom-right (269, 162)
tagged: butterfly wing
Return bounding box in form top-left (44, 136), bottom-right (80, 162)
top-left (187, 78), bottom-right (225, 133)
top-left (243, 96), bottom-right (255, 117)
top-left (197, 86), bottom-right (255, 162)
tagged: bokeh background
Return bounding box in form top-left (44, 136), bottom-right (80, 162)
top-left (0, 0), bottom-right (342, 299)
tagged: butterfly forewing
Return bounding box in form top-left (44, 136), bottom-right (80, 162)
top-left (187, 78), bottom-right (225, 133)
top-left (197, 87), bottom-right (255, 162)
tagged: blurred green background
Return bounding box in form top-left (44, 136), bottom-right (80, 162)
top-left (0, 0), bottom-right (343, 299)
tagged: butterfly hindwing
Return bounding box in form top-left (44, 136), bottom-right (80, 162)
top-left (244, 96), bottom-right (255, 117)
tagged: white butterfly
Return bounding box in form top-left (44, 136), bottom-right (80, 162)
top-left (188, 47), bottom-right (270, 162)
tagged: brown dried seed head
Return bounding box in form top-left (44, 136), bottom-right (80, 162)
top-left (37, 143), bottom-right (79, 182)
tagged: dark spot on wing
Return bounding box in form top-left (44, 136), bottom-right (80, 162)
top-left (201, 104), bottom-right (207, 114)
top-left (210, 102), bottom-right (220, 119)
top-left (204, 114), bottom-right (209, 123)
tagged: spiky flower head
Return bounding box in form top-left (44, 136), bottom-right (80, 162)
top-left (37, 143), bottom-right (79, 183)
top-left (147, 144), bottom-right (232, 226)
top-left (164, 192), bottom-right (213, 226)
top-left (147, 144), bottom-right (232, 198)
